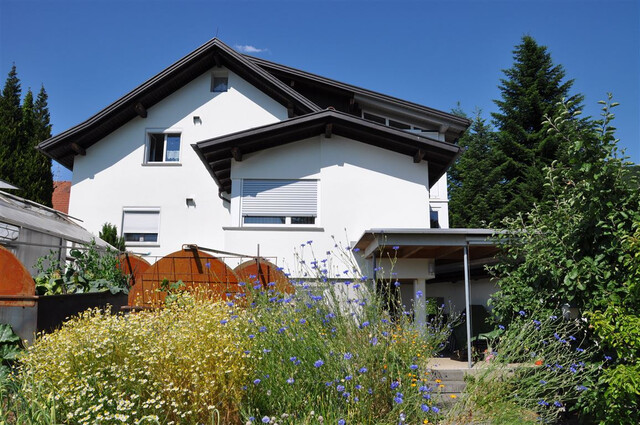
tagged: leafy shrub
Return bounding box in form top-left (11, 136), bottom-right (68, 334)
top-left (4, 294), bottom-right (249, 424)
top-left (98, 222), bottom-right (125, 251)
top-left (34, 239), bottom-right (128, 295)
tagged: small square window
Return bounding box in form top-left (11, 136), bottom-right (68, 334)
top-left (430, 209), bottom-right (440, 229)
top-left (147, 132), bottom-right (180, 163)
top-left (211, 76), bottom-right (228, 92)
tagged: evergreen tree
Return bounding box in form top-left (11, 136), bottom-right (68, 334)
top-left (448, 111), bottom-right (499, 227)
top-left (488, 35), bottom-right (583, 222)
top-left (0, 65), bottom-right (22, 185)
top-left (0, 67), bottom-right (53, 206)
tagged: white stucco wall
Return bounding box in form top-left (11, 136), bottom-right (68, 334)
top-left (69, 67), bottom-right (288, 258)
top-left (225, 135), bottom-right (434, 275)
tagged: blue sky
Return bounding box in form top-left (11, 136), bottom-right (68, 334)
top-left (1, 0), bottom-right (638, 181)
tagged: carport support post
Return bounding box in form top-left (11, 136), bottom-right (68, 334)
top-left (463, 243), bottom-right (473, 368)
top-left (413, 278), bottom-right (426, 325)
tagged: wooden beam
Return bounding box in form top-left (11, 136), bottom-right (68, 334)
top-left (413, 149), bottom-right (425, 163)
top-left (439, 124), bottom-right (449, 134)
top-left (434, 246), bottom-right (462, 260)
top-left (403, 246), bottom-right (423, 258)
top-left (134, 102), bottom-right (147, 118)
top-left (70, 142), bottom-right (86, 156)
top-left (231, 147), bottom-right (242, 162)
top-left (324, 123), bottom-right (333, 138)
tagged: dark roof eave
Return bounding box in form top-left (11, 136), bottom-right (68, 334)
top-left (37, 38), bottom-right (321, 170)
top-left (246, 55), bottom-right (472, 131)
top-left (195, 109), bottom-right (462, 193)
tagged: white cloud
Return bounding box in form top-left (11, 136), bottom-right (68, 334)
top-left (234, 44), bottom-right (268, 54)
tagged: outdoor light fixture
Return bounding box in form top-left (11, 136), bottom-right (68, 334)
top-left (186, 197), bottom-right (196, 208)
top-left (193, 116), bottom-right (202, 125)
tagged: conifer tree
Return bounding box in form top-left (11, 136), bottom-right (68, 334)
top-left (448, 111), bottom-right (498, 227)
top-left (0, 66), bottom-right (53, 206)
top-left (488, 35), bottom-right (583, 221)
top-left (0, 65), bottom-right (22, 185)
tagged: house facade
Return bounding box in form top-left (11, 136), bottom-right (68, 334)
top-left (38, 39), bottom-right (497, 338)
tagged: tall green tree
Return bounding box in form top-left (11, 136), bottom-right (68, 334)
top-left (448, 111), bottom-right (499, 227)
top-left (488, 35), bottom-right (583, 221)
top-left (0, 66), bottom-right (53, 206)
top-left (0, 64), bottom-right (22, 185)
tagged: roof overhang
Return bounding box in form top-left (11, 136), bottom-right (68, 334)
top-left (354, 228), bottom-right (501, 282)
top-left (246, 55), bottom-right (471, 143)
top-left (193, 109), bottom-right (463, 194)
top-left (37, 38), bottom-right (320, 170)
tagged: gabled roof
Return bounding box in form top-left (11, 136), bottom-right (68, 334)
top-left (193, 109), bottom-right (463, 194)
top-left (246, 55), bottom-right (471, 142)
top-left (37, 38), bottom-right (320, 170)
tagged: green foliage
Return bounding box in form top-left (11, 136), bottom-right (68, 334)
top-left (0, 66), bottom-right (53, 206)
top-left (34, 240), bottom-right (129, 295)
top-left (98, 222), bottom-right (126, 251)
top-left (489, 96), bottom-right (640, 423)
top-left (448, 111), bottom-right (499, 227)
top-left (0, 324), bottom-right (22, 365)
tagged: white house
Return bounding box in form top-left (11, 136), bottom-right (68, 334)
top-left (38, 39), bottom-right (498, 349)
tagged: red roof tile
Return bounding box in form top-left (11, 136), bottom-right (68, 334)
top-left (52, 181), bottom-right (71, 214)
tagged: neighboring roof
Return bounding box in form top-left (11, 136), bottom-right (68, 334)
top-left (0, 179), bottom-right (18, 190)
top-left (0, 190), bottom-right (109, 247)
top-left (52, 181), bottom-right (71, 214)
top-left (246, 55), bottom-right (471, 142)
top-left (37, 38), bottom-right (320, 170)
top-left (193, 109), bottom-right (464, 194)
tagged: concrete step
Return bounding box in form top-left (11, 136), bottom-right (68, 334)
top-left (429, 369), bottom-right (466, 381)
top-left (428, 380), bottom-right (466, 393)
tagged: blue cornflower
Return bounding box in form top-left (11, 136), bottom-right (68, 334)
top-left (393, 395), bottom-right (403, 404)
top-left (416, 290), bottom-right (423, 298)
top-left (344, 352), bottom-right (353, 360)
top-left (421, 404), bottom-right (429, 412)
top-left (538, 400), bottom-right (549, 406)
top-left (287, 377), bottom-right (294, 384)
top-left (359, 366), bottom-right (368, 373)
top-left (554, 401), bottom-right (563, 407)
top-left (314, 359), bottom-right (324, 368)
top-left (220, 319), bottom-right (228, 325)
top-left (498, 324), bottom-right (505, 330)
top-left (337, 385), bottom-right (345, 392)
top-left (540, 380), bottom-right (547, 384)
top-left (519, 310), bottom-right (526, 316)
top-left (394, 281), bottom-right (401, 287)
top-left (345, 375), bottom-right (353, 381)
top-left (431, 406), bottom-right (439, 413)
top-left (355, 384), bottom-right (363, 390)
top-left (370, 337), bottom-right (378, 346)
top-left (419, 385), bottom-right (428, 392)
top-left (262, 417), bottom-right (270, 423)
top-left (392, 245), bottom-right (400, 250)
top-left (576, 348), bottom-right (584, 352)
top-left (410, 364), bottom-right (419, 370)
top-left (342, 391), bottom-right (350, 398)
top-left (338, 420), bottom-right (346, 425)
top-left (361, 321), bottom-right (370, 328)
top-left (299, 319), bottom-right (307, 324)
top-left (248, 334), bottom-right (255, 339)
top-left (604, 355), bottom-right (612, 361)
top-left (259, 326), bottom-right (267, 332)
top-left (577, 385), bottom-right (588, 391)
top-left (391, 381), bottom-right (400, 389)
top-left (253, 379), bottom-right (261, 385)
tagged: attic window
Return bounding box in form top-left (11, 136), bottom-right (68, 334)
top-left (211, 73), bottom-right (228, 92)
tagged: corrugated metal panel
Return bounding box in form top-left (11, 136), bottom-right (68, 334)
top-left (0, 191), bottom-right (107, 247)
top-left (242, 180), bottom-right (317, 216)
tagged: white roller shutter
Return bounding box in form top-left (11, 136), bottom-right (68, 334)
top-left (122, 210), bottom-right (160, 234)
top-left (242, 180), bottom-right (317, 217)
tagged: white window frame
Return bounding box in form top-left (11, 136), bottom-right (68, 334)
top-left (144, 129), bottom-right (182, 165)
top-left (239, 179), bottom-right (319, 228)
top-left (121, 208), bottom-right (161, 246)
top-left (361, 111), bottom-right (437, 135)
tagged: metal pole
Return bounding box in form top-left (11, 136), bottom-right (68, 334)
top-left (463, 243), bottom-right (473, 368)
